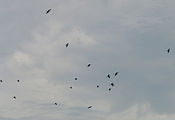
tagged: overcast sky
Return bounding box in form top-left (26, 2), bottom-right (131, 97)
top-left (1, 0), bottom-right (175, 120)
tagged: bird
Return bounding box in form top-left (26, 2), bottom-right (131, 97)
top-left (75, 78), bottom-right (78, 80)
top-left (114, 72), bottom-right (119, 77)
top-left (111, 83), bottom-right (114, 87)
top-left (88, 106), bottom-right (92, 109)
top-left (54, 102), bottom-right (58, 105)
top-left (0, 80), bottom-right (2, 83)
top-left (107, 74), bottom-right (110, 78)
top-left (13, 96), bottom-right (16, 99)
top-left (108, 88), bottom-right (111, 91)
top-left (17, 80), bottom-right (20, 82)
top-left (69, 86), bottom-right (72, 89)
top-left (46, 9), bottom-right (51, 14)
top-left (87, 64), bottom-right (91, 67)
top-left (66, 42), bottom-right (69, 48)
top-left (97, 85), bottom-right (99, 88)
top-left (167, 48), bottom-right (170, 53)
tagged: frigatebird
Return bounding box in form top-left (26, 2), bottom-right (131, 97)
top-left (107, 74), bottom-right (110, 78)
top-left (66, 43), bottom-right (69, 48)
top-left (87, 64), bottom-right (91, 67)
top-left (88, 106), bottom-right (92, 109)
top-left (114, 72), bottom-right (119, 77)
top-left (111, 83), bottom-right (114, 87)
top-left (46, 9), bottom-right (51, 14)
top-left (108, 88), bottom-right (111, 91)
top-left (167, 48), bottom-right (170, 53)
top-left (54, 102), bottom-right (58, 105)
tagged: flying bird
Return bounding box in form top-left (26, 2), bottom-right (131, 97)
top-left (13, 96), bottom-right (16, 99)
top-left (167, 48), bottom-right (170, 53)
top-left (54, 102), bottom-right (58, 105)
top-left (46, 9), bottom-right (51, 14)
top-left (107, 74), bottom-right (110, 78)
top-left (0, 80), bottom-right (2, 83)
top-left (114, 72), bottom-right (119, 77)
top-left (108, 88), bottom-right (111, 91)
top-left (88, 106), bottom-right (92, 109)
top-left (66, 43), bottom-right (69, 48)
top-left (97, 85), bottom-right (99, 88)
top-left (69, 86), bottom-right (72, 89)
top-left (111, 83), bottom-right (114, 87)
top-left (87, 64), bottom-right (91, 67)
top-left (17, 80), bottom-right (20, 82)
top-left (75, 78), bottom-right (77, 80)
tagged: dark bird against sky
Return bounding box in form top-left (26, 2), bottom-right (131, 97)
top-left (13, 96), bottom-right (16, 99)
top-left (88, 106), bottom-right (92, 109)
top-left (54, 102), bottom-right (58, 105)
top-left (107, 74), bottom-right (110, 78)
top-left (108, 88), bottom-right (111, 91)
top-left (66, 43), bottom-right (69, 48)
top-left (46, 9), bottom-right (51, 14)
top-left (111, 83), bottom-right (114, 87)
top-left (114, 72), bottom-right (119, 77)
top-left (87, 64), bottom-right (91, 67)
top-left (167, 48), bottom-right (170, 53)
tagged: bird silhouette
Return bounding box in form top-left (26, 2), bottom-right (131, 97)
top-left (88, 106), bottom-right (92, 109)
top-left (46, 9), bottom-right (51, 14)
top-left (75, 78), bottom-right (77, 80)
top-left (66, 43), bottom-right (69, 48)
top-left (97, 85), bottom-right (99, 88)
top-left (69, 86), bottom-right (72, 89)
top-left (54, 102), bottom-right (58, 105)
top-left (107, 74), bottom-right (110, 78)
top-left (17, 80), bottom-right (20, 82)
top-left (111, 83), bottom-right (114, 87)
top-left (0, 80), bottom-right (2, 83)
top-left (108, 88), bottom-right (111, 91)
top-left (13, 96), bottom-right (16, 99)
top-left (114, 72), bottom-right (119, 77)
top-left (167, 48), bottom-right (170, 53)
top-left (87, 64), bottom-right (91, 67)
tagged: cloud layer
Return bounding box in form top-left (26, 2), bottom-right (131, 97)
top-left (0, 0), bottom-right (175, 119)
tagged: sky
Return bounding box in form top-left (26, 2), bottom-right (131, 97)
top-left (0, 0), bottom-right (175, 119)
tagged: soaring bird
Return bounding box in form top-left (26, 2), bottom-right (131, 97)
top-left (107, 74), bottom-right (110, 78)
top-left (114, 72), bottom-right (119, 77)
top-left (87, 64), bottom-right (91, 67)
top-left (97, 85), bottom-right (99, 88)
top-left (13, 96), bottom-right (16, 99)
top-left (167, 48), bottom-right (170, 53)
top-left (17, 80), bottom-right (20, 82)
top-left (54, 102), bottom-right (58, 105)
top-left (69, 86), bottom-right (72, 89)
top-left (46, 9), bottom-right (51, 14)
top-left (66, 43), bottom-right (69, 48)
top-left (111, 83), bottom-right (114, 87)
top-left (75, 78), bottom-right (78, 80)
top-left (88, 106), bottom-right (92, 109)
top-left (0, 80), bottom-right (2, 83)
top-left (108, 88), bottom-right (111, 91)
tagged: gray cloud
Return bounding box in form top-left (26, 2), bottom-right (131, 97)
top-left (0, 0), bottom-right (175, 119)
